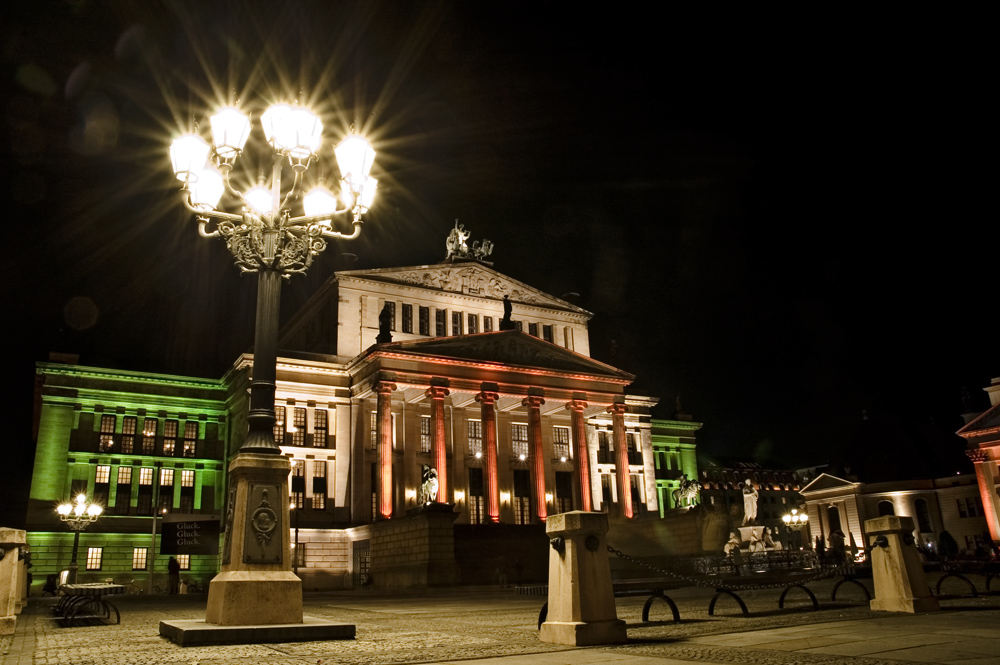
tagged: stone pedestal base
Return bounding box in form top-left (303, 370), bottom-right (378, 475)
top-left (205, 453), bottom-right (303, 627)
top-left (1, 528), bottom-right (27, 636)
top-left (161, 616), bottom-right (354, 646)
top-left (205, 571), bottom-right (303, 626)
top-left (539, 620), bottom-right (627, 646)
top-left (866, 515), bottom-right (940, 614)
top-left (370, 503), bottom-right (458, 588)
top-left (539, 512), bottom-right (627, 646)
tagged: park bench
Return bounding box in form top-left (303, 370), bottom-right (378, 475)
top-left (54, 583), bottom-right (125, 626)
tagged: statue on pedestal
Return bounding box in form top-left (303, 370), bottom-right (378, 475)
top-left (376, 302), bottom-right (393, 344)
top-left (419, 466), bottom-right (439, 504)
top-left (499, 294), bottom-right (516, 331)
top-left (741, 479), bottom-right (758, 525)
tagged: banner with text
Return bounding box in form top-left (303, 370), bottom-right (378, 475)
top-left (160, 515), bottom-right (221, 555)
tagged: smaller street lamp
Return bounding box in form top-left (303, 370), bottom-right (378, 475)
top-left (782, 508), bottom-right (809, 551)
top-left (57, 494), bottom-right (103, 584)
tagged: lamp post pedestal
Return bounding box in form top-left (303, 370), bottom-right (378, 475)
top-left (205, 453), bottom-right (301, 626)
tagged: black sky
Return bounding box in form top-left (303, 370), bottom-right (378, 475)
top-left (1, 2), bottom-right (994, 524)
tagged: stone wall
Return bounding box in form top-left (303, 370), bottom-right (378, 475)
top-left (369, 504), bottom-right (457, 588)
top-left (453, 523), bottom-right (548, 585)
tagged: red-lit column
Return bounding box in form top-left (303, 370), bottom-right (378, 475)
top-left (567, 397), bottom-right (592, 512)
top-left (375, 380), bottom-right (396, 519)
top-left (476, 384), bottom-right (501, 523)
top-left (427, 383), bottom-right (450, 503)
top-left (968, 449), bottom-right (1000, 542)
top-left (609, 400), bottom-right (633, 518)
top-left (523, 391), bottom-right (547, 522)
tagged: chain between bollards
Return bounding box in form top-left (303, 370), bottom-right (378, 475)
top-left (606, 544), bottom-right (852, 591)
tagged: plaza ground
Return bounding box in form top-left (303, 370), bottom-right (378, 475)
top-left (3, 575), bottom-right (1000, 665)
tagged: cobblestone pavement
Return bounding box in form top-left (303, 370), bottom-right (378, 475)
top-left (3, 576), bottom-right (999, 665)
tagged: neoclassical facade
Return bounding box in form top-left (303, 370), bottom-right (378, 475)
top-left (27, 257), bottom-right (667, 590)
top-left (958, 376), bottom-right (1000, 545)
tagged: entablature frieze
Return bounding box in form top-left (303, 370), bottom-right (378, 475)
top-left (39, 390), bottom-right (229, 420)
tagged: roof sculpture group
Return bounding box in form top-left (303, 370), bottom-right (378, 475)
top-left (445, 220), bottom-right (493, 261)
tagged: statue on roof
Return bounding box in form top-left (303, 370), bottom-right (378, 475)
top-left (445, 220), bottom-right (493, 261)
top-left (376, 302), bottom-right (393, 344)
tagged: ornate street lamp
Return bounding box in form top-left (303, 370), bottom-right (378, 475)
top-left (782, 508), bottom-right (809, 530)
top-left (56, 494), bottom-right (103, 584)
top-left (168, 103), bottom-right (379, 627)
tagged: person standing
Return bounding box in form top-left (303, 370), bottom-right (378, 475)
top-left (167, 556), bottom-right (180, 595)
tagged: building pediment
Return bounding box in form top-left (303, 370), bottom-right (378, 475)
top-left (368, 330), bottom-right (633, 380)
top-left (957, 402), bottom-right (1000, 438)
top-left (337, 262), bottom-right (591, 315)
top-left (800, 473), bottom-right (859, 495)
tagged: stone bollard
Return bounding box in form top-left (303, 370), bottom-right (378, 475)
top-left (539, 511), bottom-right (627, 646)
top-left (1, 528), bottom-right (28, 635)
top-left (865, 516), bottom-right (940, 613)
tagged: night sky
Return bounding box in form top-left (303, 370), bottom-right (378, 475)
top-left (1, 2), bottom-right (993, 524)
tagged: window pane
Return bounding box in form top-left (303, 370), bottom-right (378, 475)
top-left (181, 470), bottom-right (195, 487)
top-left (512, 424), bottom-right (528, 459)
top-left (467, 420), bottom-right (483, 456)
top-left (95, 465), bottom-right (111, 484)
top-left (122, 416), bottom-right (136, 454)
top-left (132, 547), bottom-right (148, 570)
top-left (402, 303), bottom-right (413, 334)
top-left (99, 415), bottom-right (116, 453)
top-left (177, 554), bottom-right (190, 570)
top-left (183, 422), bottom-right (197, 457)
top-left (142, 418), bottom-right (157, 455)
top-left (419, 306), bottom-right (430, 335)
top-left (553, 427), bottom-right (570, 460)
top-left (467, 313), bottom-right (478, 334)
top-left (86, 547), bottom-right (103, 570)
top-left (291, 408), bottom-right (306, 446)
top-left (420, 416), bottom-right (431, 453)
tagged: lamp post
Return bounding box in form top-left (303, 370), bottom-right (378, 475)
top-left (169, 102), bottom-right (378, 626)
top-left (56, 494), bottom-right (103, 584)
top-left (782, 508), bottom-right (809, 550)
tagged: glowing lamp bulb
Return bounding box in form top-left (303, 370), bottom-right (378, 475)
top-left (475, 451), bottom-right (482, 459)
top-left (335, 135), bottom-right (376, 186)
top-left (245, 185), bottom-right (273, 214)
top-left (57, 504), bottom-right (71, 516)
top-left (190, 166), bottom-right (225, 210)
top-left (262, 103), bottom-right (322, 159)
top-left (210, 107), bottom-right (251, 159)
top-left (518, 454), bottom-right (526, 461)
top-left (303, 184), bottom-right (339, 219)
top-left (87, 504), bottom-right (102, 517)
top-left (170, 133), bottom-right (211, 182)
top-left (73, 504), bottom-right (85, 517)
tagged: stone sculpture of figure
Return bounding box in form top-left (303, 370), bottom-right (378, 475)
top-left (499, 294), bottom-right (515, 331)
top-left (376, 302), bottom-right (393, 344)
top-left (445, 220), bottom-right (471, 260)
top-left (763, 526), bottom-right (781, 550)
top-left (749, 529), bottom-right (765, 553)
top-left (741, 479), bottom-right (758, 525)
top-left (419, 466), bottom-right (439, 504)
top-left (671, 474), bottom-right (699, 508)
top-left (723, 531), bottom-right (742, 555)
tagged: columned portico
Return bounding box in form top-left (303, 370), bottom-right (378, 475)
top-left (427, 380), bottom-right (450, 503)
top-left (477, 383), bottom-right (501, 523)
top-left (375, 379), bottom-right (396, 519)
top-left (967, 449), bottom-right (1000, 542)
top-left (524, 389), bottom-right (547, 522)
top-left (567, 396), bottom-right (591, 512)
top-left (608, 399), bottom-right (633, 519)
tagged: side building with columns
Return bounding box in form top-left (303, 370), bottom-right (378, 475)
top-left (26, 256), bottom-right (670, 590)
top-left (957, 376), bottom-right (1000, 545)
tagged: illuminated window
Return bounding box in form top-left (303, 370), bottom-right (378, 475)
top-left (159, 468), bottom-right (174, 513)
top-left (132, 547), bottom-right (148, 570)
top-left (98, 414), bottom-right (116, 452)
top-left (274, 404), bottom-right (286, 445)
top-left (513, 469), bottom-right (531, 524)
top-left (291, 408), bottom-right (306, 447)
top-left (512, 423), bottom-right (528, 459)
top-left (95, 465), bottom-right (111, 484)
top-left (86, 547), bottom-right (103, 570)
top-left (553, 427), bottom-right (570, 460)
top-left (402, 303), bottom-right (413, 333)
top-left (419, 306), bottom-right (430, 336)
top-left (139, 468), bottom-right (154, 485)
top-left (177, 554), bottom-right (190, 570)
top-left (369, 412), bottom-right (377, 451)
top-left (467, 420), bottom-right (483, 457)
top-left (291, 459), bottom-right (305, 509)
top-left (312, 461), bottom-right (327, 510)
top-left (483, 316), bottom-right (493, 332)
top-left (141, 418), bottom-right (157, 455)
top-left (181, 470), bottom-right (195, 487)
top-left (314, 409), bottom-right (328, 448)
top-left (121, 416), bottom-right (136, 454)
top-left (163, 420), bottom-right (178, 456)
top-left (420, 416), bottom-right (431, 453)
top-left (467, 313), bottom-right (478, 334)
top-left (115, 467), bottom-right (132, 515)
top-left (182, 422), bottom-right (197, 457)
top-left (452, 311), bottom-right (463, 336)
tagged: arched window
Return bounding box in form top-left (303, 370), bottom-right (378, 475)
top-left (878, 500), bottom-right (895, 516)
top-left (915, 498), bottom-right (933, 532)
